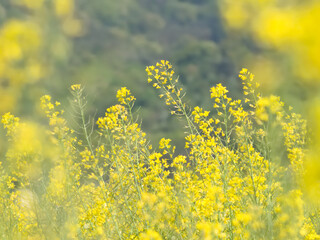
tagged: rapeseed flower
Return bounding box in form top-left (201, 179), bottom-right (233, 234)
top-left (0, 62), bottom-right (317, 239)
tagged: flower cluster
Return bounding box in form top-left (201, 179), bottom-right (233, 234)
top-left (116, 87), bottom-right (136, 105)
top-left (146, 60), bottom-right (185, 115)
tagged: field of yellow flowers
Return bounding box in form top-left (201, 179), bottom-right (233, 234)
top-left (0, 60), bottom-right (319, 239)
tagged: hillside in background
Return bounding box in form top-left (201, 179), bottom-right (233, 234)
top-left (0, 0), bottom-right (317, 151)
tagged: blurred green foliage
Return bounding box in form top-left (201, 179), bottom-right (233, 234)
top-left (1, 0), bottom-right (316, 152)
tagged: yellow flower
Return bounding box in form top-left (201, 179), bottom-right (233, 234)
top-left (1, 112), bottom-right (20, 136)
top-left (210, 83), bottom-right (228, 98)
top-left (159, 138), bottom-right (171, 149)
top-left (71, 84), bottom-right (81, 91)
top-left (116, 87), bottom-right (135, 105)
top-left (139, 229), bottom-right (162, 240)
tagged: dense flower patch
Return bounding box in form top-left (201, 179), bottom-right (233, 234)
top-left (0, 61), bottom-right (318, 239)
